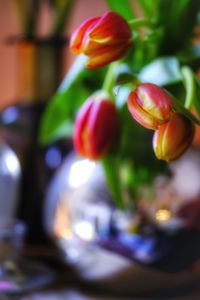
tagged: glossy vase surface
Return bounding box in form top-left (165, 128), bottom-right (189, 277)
top-left (44, 150), bottom-right (200, 297)
top-left (0, 138), bottom-right (21, 221)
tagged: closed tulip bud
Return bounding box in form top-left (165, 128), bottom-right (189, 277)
top-left (73, 95), bottom-right (118, 160)
top-left (153, 113), bottom-right (195, 162)
top-left (128, 83), bottom-right (173, 130)
top-left (70, 11), bottom-right (133, 69)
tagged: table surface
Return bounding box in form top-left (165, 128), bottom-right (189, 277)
top-left (2, 245), bottom-right (200, 300)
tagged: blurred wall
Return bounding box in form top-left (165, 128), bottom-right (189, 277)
top-left (0, 0), bottom-right (107, 109)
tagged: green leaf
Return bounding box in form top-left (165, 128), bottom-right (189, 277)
top-left (39, 55), bottom-right (105, 144)
top-left (181, 66), bottom-right (196, 110)
top-left (138, 57), bottom-right (182, 86)
top-left (39, 85), bottom-right (89, 144)
top-left (105, 0), bottom-right (135, 20)
top-left (59, 54), bottom-right (87, 92)
top-left (157, 0), bottom-right (200, 54)
top-left (136, 0), bottom-right (158, 17)
top-left (114, 63), bottom-right (134, 85)
top-left (102, 155), bottom-right (125, 210)
top-left (39, 56), bottom-right (87, 144)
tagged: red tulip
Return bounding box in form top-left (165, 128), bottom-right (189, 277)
top-left (73, 96), bottom-right (118, 160)
top-left (70, 11), bottom-right (133, 69)
top-left (127, 83), bottom-right (173, 130)
top-left (153, 113), bottom-right (195, 162)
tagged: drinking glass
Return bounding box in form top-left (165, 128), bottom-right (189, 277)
top-left (0, 218), bottom-right (55, 295)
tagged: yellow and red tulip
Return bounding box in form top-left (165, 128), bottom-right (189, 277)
top-left (153, 113), bottom-right (195, 162)
top-left (127, 83), bottom-right (173, 130)
top-left (73, 95), bottom-right (118, 160)
top-left (70, 11), bottom-right (133, 69)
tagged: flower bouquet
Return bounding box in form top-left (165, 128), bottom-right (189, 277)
top-left (41, 0), bottom-right (200, 273)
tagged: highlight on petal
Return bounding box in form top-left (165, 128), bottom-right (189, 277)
top-left (137, 83), bottom-right (173, 120)
top-left (128, 91), bottom-right (161, 130)
top-left (86, 44), bottom-right (131, 69)
top-left (70, 16), bottom-right (100, 54)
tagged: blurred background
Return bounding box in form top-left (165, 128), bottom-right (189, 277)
top-left (0, 1), bottom-right (200, 299)
top-left (0, 0), bottom-right (107, 110)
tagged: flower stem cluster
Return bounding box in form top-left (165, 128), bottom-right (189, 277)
top-left (71, 11), bottom-right (196, 163)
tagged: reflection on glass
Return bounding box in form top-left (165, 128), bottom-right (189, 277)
top-left (68, 159), bottom-right (96, 188)
top-left (0, 219), bottom-right (55, 294)
top-left (0, 219), bottom-right (26, 293)
top-left (46, 155), bottom-right (109, 264)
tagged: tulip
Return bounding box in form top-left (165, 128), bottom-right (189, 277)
top-left (70, 11), bottom-right (133, 69)
top-left (153, 113), bottom-right (195, 162)
top-left (127, 83), bottom-right (173, 130)
top-left (73, 95), bottom-right (118, 160)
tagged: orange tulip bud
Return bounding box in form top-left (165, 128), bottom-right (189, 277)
top-left (73, 95), bottom-right (118, 160)
top-left (70, 11), bottom-right (133, 69)
top-left (153, 113), bottom-right (195, 162)
top-left (128, 83), bottom-right (173, 130)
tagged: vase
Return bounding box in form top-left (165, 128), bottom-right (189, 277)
top-left (0, 36), bottom-right (71, 244)
top-left (0, 138), bottom-right (21, 221)
top-left (16, 36), bottom-right (66, 103)
top-left (44, 149), bottom-right (200, 298)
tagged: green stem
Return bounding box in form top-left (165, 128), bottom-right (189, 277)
top-left (102, 155), bottom-right (125, 210)
top-left (128, 18), bottom-right (155, 29)
top-left (174, 99), bottom-right (200, 125)
top-left (102, 62), bottom-right (119, 97)
top-left (101, 63), bottom-right (125, 210)
top-left (181, 66), bottom-right (196, 110)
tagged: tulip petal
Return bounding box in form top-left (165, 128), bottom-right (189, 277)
top-left (73, 96), bottom-right (118, 160)
top-left (137, 84), bottom-right (173, 120)
top-left (128, 84), bottom-right (173, 129)
top-left (89, 12), bottom-right (132, 42)
top-left (87, 100), bottom-right (118, 159)
top-left (128, 91), bottom-right (165, 129)
top-left (73, 98), bottom-right (93, 156)
top-left (83, 37), bottom-right (132, 56)
top-left (70, 11), bottom-right (133, 68)
top-left (70, 16), bottom-right (100, 54)
top-left (86, 44), bottom-right (130, 69)
top-left (153, 113), bottom-right (195, 161)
